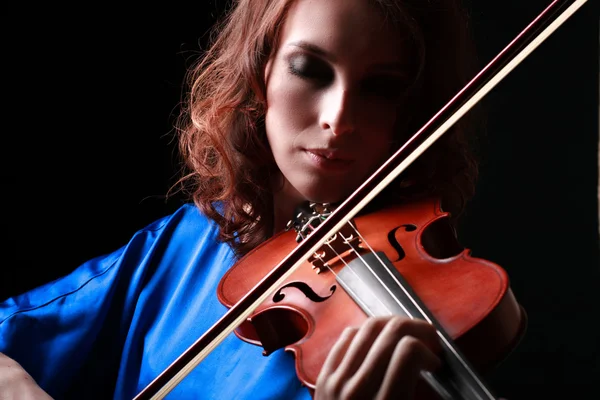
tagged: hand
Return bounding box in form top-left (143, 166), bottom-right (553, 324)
top-left (314, 316), bottom-right (441, 400)
top-left (0, 352), bottom-right (54, 400)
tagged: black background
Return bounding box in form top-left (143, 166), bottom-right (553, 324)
top-left (2, 1), bottom-right (598, 399)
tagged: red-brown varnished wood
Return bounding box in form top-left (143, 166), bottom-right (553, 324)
top-left (217, 198), bottom-right (526, 392)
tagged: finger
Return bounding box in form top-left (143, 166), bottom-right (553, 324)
top-left (0, 353), bottom-right (55, 400)
top-left (375, 335), bottom-right (442, 400)
top-left (316, 325), bottom-right (359, 387)
top-left (343, 317), bottom-right (440, 398)
top-left (333, 317), bottom-right (392, 379)
top-left (316, 318), bottom-right (389, 399)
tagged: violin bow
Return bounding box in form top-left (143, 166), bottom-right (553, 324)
top-left (134, 1), bottom-right (589, 398)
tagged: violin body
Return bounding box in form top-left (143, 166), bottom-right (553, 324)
top-left (217, 198), bottom-right (527, 392)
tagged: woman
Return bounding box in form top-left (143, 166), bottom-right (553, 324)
top-left (0, 0), bottom-right (482, 398)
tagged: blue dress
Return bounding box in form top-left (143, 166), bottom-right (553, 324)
top-left (0, 204), bottom-right (311, 400)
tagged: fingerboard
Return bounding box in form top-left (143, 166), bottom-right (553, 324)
top-left (337, 251), bottom-right (497, 400)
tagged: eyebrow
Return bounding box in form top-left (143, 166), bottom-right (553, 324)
top-left (287, 41), bottom-right (336, 62)
top-left (287, 40), bottom-right (410, 76)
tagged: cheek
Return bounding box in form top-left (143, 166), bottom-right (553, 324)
top-left (265, 75), bottom-right (315, 134)
top-left (370, 101), bottom-right (399, 129)
top-left (358, 103), bottom-right (398, 148)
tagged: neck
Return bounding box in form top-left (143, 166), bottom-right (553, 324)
top-left (271, 180), bottom-right (311, 235)
top-left (272, 192), bottom-right (301, 235)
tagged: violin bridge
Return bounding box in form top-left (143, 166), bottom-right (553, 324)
top-left (285, 202), bottom-right (362, 273)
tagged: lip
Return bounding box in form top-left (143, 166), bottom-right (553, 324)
top-left (304, 149), bottom-right (354, 171)
top-left (306, 148), bottom-right (352, 160)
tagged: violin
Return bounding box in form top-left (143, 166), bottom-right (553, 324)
top-left (218, 198), bottom-right (526, 399)
top-left (133, 1), bottom-right (589, 399)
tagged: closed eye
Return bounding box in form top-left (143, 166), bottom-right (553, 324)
top-left (288, 53), bottom-right (334, 86)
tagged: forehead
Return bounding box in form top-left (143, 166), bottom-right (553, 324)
top-left (279, 0), bottom-right (410, 65)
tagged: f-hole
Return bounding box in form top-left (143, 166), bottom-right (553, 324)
top-left (387, 224), bottom-right (417, 262)
top-left (273, 281), bottom-right (336, 303)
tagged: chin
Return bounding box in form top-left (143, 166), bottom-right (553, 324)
top-left (284, 175), bottom-right (356, 206)
top-left (301, 187), bottom-right (350, 206)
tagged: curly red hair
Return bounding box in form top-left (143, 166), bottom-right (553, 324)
top-left (174, 0), bottom-right (482, 258)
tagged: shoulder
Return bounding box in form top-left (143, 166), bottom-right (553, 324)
top-left (0, 203), bottom-right (232, 320)
top-left (123, 203), bottom-right (223, 251)
top-left (142, 203), bottom-right (216, 234)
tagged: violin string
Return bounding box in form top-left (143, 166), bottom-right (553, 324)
top-left (316, 230), bottom-right (465, 400)
top-left (336, 226), bottom-right (422, 318)
top-left (319, 227), bottom-right (461, 400)
top-left (298, 230), bottom-right (389, 317)
top-left (341, 221), bottom-right (423, 321)
top-left (339, 221), bottom-right (492, 395)
top-left (302, 216), bottom-right (422, 319)
top-left (301, 220), bottom-right (491, 398)
top-left (302, 216), bottom-right (423, 319)
top-left (301, 214), bottom-right (426, 320)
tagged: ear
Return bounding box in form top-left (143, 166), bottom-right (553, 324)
top-left (261, 58), bottom-right (274, 105)
top-left (264, 59), bottom-right (273, 87)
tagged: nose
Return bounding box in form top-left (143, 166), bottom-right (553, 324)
top-left (319, 87), bottom-right (356, 137)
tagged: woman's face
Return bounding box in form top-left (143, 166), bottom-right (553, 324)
top-left (264, 0), bottom-right (413, 206)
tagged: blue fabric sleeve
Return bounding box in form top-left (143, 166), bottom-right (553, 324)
top-left (0, 205), bottom-right (311, 400)
top-left (0, 214), bottom-right (171, 399)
